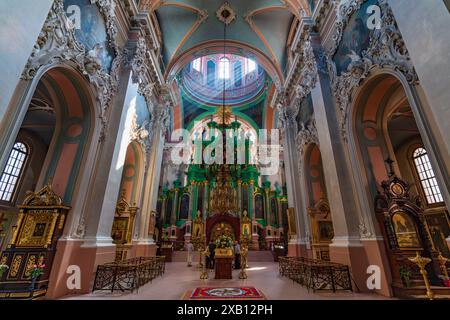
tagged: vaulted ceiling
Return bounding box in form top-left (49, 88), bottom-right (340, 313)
top-left (151, 0), bottom-right (302, 78)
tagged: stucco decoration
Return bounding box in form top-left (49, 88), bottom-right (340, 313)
top-left (216, 2), bottom-right (236, 25)
top-left (328, 0), bottom-right (418, 141)
top-left (296, 120), bottom-right (319, 177)
top-left (20, 0), bottom-right (126, 142)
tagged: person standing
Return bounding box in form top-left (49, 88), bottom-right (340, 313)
top-left (208, 240), bottom-right (216, 269)
top-left (234, 241), bottom-right (241, 269)
top-left (187, 242), bottom-right (194, 267)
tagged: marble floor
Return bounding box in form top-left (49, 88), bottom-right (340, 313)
top-left (62, 262), bottom-right (391, 300)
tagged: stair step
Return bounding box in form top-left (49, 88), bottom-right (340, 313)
top-left (170, 250), bottom-right (275, 262)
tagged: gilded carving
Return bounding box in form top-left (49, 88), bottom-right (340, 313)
top-left (9, 255), bottom-right (23, 278)
top-left (16, 210), bottom-right (58, 248)
top-left (24, 255), bottom-right (37, 278)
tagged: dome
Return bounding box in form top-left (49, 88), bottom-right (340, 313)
top-left (180, 54), bottom-right (267, 107)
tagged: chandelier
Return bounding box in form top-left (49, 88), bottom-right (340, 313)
top-left (208, 18), bottom-right (240, 215)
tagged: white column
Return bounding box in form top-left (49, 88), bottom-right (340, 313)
top-left (138, 121), bottom-right (165, 244)
top-left (82, 71), bottom-right (138, 247)
top-left (282, 122), bottom-right (309, 246)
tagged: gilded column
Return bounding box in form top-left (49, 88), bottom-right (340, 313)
top-left (237, 180), bottom-right (242, 213)
top-left (171, 182), bottom-right (180, 226)
top-left (202, 181), bottom-right (209, 220)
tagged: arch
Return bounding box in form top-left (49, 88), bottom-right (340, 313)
top-left (119, 141), bottom-right (146, 205)
top-left (2, 65), bottom-right (98, 208)
top-left (303, 143), bottom-right (327, 207)
top-left (349, 70), bottom-right (450, 247)
top-left (302, 143), bottom-right (334, 260)
top-left (165, 40), bottom-right (284, 89)
top-left (349, 72), bottom-right (442, 200)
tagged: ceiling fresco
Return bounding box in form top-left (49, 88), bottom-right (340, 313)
top-left (150, 0), bottom-right (302, 134)
top-left (154, 0), bottom-right (296, 75)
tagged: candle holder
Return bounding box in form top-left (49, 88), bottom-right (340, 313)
top-left (408, 252), bottom-right (434, 300)
top-left (437, 251), bottom-right (449, 280)
top-left (239, 245), bottom-right (248, 280)
top-left (200, 248), bottom-right (209, 280)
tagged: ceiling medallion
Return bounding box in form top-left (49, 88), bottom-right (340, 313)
top-left (216, 2), bottom-right (237, 25)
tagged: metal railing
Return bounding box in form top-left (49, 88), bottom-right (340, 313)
top-left (279, 256), bottom-right (352, 292)
top-left (92, 257), bottom-right (166, 294)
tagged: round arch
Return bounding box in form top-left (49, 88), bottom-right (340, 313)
top-left (165, 40), bottom-right (284, 89)
top-left (347, 69), bottom-right (450, 237)
top-left (119, 141), bottom-right (146, 206)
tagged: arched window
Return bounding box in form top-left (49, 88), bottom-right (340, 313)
top-left (0, 142), bottom-right (29, 202)
top-left (218, 57), bottom-right (230, 79)
top-left (413, 147), bottom-right (443, 204)
top-left (234, 61), bottom-right (242, 87)
top-left (192, 57), bottom-right (202, 72)
top-left (206, 60), bottom-right (216, 87)
top-left (245, 58), bottom-right (256, 74)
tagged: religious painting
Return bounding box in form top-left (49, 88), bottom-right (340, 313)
top-left (111, 218), bottom-right (128, 244)
top-left (270, 198), bottom-right (278, 218)
top-left (241, 210), bottom-right (251, 240)
top-left (318, 221), bottom-right (334, 242)
top-left (282, 203), bottom-right (288, 228)
top-left (32, 223), bottom-right (47, 237)
top-left (426, 212), bottom-right (450, 256)
top-left (197, 185), bottom-right (204, 213)
top-left (179, 194), bottom-right (190, 220)
top-left (255, 194), bottom-right (264, 219)
top-left (211, 222), bottom-right (235, 241)
top-left (392, 212), bottom-right (421, 248)
top-left (242, 184), bottom-right (249, 211)
top-left (0, 211), bottom-right (15, 250)
top-left (63, 0), bottom-right (116, 72)
top-left (166, 197), bottom-right (173, 225)
top-left (333, 0), bottom-right (378, 76)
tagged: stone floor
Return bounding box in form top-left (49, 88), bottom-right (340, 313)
top-left (62, 262), bottom-right (391, 300)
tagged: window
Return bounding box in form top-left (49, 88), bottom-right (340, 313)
top-left (218, 57), bottom-right (230, 79)
top-left (0, 142), bottom-right (28, 202)
top-left (234, 61), bottom-right (242, 87)
top-left (192, 58), bottom-right (202, 72)
top-left (413, 147), bottom-right (443, 204)
top-left (246, 58), bottom-right (257, 74)
top-left (206, 60), bottom-right (216, 86)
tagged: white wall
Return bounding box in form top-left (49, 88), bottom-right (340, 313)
top-left (0, 0), bottom-right (53, 120)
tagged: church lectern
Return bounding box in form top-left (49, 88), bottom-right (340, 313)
top-left (0, 183), bottom-right (70, 300)
top-left (214, 248), bottom-right (233, 279)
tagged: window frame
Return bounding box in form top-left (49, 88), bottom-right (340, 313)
top-left (192, 57), bottom-right (202, 72)
top-left (0, 141), bottom-right (30, 205)
top-left (218, 57), bottom-right (230, 79)
top-left (410, 146), bottom-right (444, 207)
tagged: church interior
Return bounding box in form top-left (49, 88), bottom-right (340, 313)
top-left (0, 0), bottom-right (450, 301)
